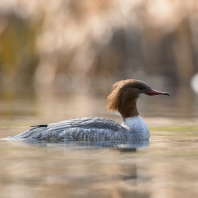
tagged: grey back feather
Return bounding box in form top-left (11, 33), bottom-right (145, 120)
top-left (9, 117), bottom-right (128, 141)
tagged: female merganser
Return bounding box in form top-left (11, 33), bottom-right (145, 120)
top-left (8, 79), bottom-right (169, 141)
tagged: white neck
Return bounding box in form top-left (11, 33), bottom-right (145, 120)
top-left (121, 115), bottom-right (150, 139)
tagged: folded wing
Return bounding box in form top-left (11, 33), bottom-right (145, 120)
top-left (9, 117), bottom-right (128, 141)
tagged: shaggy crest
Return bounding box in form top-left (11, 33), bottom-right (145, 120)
top-left (106, 79), bottom-right (136, 112)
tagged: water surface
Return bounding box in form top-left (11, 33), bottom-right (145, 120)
top-left (0, 92), bottom-right (198, 198)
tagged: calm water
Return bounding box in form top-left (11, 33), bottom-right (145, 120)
top-left (0, 90), bottom-right (198, 198)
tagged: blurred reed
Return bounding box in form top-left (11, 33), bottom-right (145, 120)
top-left (0, 0), bottom-right (198, 95)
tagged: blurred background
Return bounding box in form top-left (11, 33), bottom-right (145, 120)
top-left (0, 0), bottom-right (198, 120)
top-left (1, 2), bottom-right (198, 198)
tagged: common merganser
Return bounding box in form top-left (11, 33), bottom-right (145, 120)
top-left (8, 79), bottom-right (169, 141)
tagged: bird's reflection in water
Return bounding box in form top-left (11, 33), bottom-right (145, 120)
top-left (21, 139), bottom-right (150, 152)
top-left (10, 140), bottom-right (150, 198)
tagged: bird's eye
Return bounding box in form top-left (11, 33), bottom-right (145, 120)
top-left (138, 87), bottom-right (144, 90)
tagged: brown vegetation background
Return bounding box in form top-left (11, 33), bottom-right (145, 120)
top-left (0, 0), bottom-right (198, 96)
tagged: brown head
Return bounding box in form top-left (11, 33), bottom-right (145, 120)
top-left (106, 79), bottom-right (169, 119)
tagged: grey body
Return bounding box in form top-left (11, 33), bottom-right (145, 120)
top-left (5, 79), bottom-right (169, 142)
top-left (8, 117), bottom-right (149, 141)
